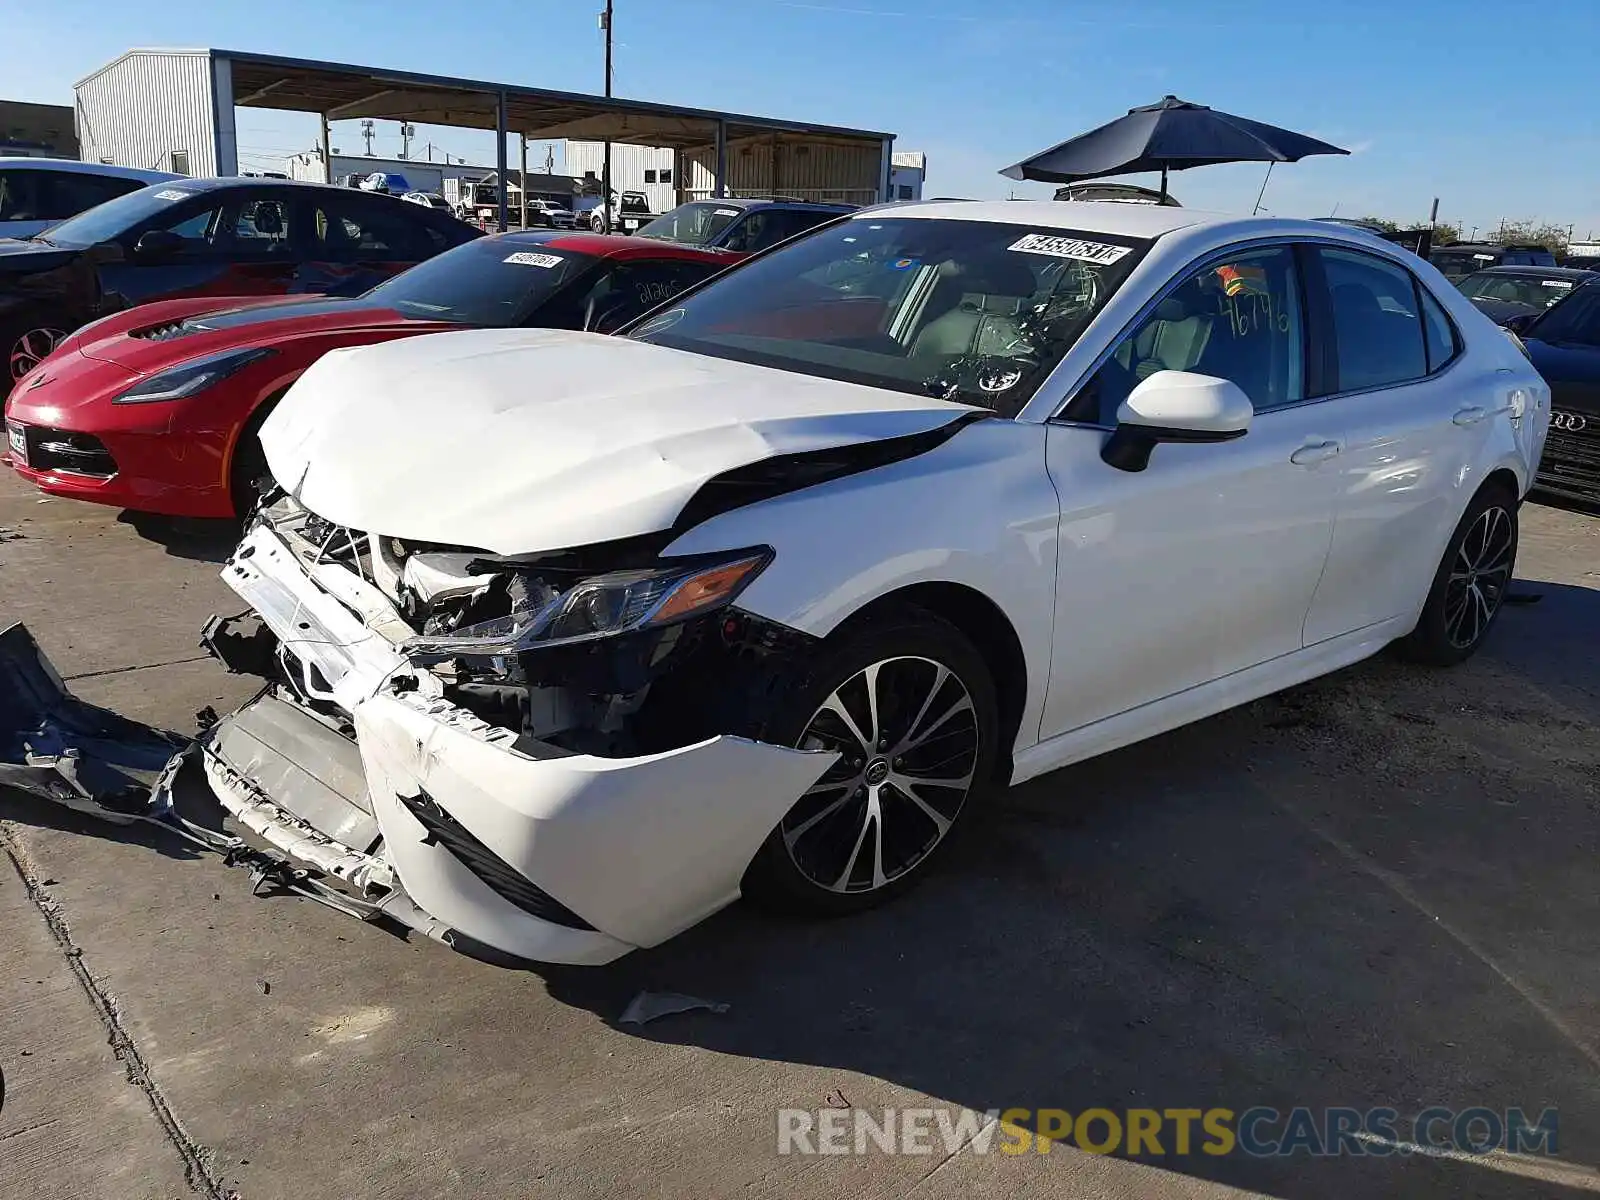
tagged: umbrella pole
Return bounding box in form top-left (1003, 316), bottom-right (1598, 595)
top-left (1159, 164), bottom-right (1168, 204)
top-left (1252, 161), bottom-right (1275, 215)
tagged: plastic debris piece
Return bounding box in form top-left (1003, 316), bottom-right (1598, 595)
top-left (619, 991), bottom-right (730, 1026)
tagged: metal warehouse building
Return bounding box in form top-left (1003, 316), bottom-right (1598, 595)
top-left (73, 48), bottom-right (897, 224)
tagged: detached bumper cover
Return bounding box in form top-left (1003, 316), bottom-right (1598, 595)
top-left (0, 622), bottom-right (186, 817)
top-left (202, 524), bottom-right (836, 965)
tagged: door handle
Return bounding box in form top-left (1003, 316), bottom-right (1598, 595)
top-left (1290, 440), bottom-right (1342, 466)
top-left (1453, 405), bottom-right (1489, 426)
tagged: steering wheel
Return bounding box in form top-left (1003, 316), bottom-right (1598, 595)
top-left (925, 352), bottom-right (1040, 413)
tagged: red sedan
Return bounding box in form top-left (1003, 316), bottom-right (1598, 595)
top-left (4, 231), bottom-right (738, 517)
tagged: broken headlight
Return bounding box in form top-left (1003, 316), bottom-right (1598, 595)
top-left (403, 548), bottom-right (772, 661)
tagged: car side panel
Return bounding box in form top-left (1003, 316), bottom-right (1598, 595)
top-left (660, 418), bottom-right (1059, 760)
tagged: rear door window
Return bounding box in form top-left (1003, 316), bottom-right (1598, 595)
top-left (1316, 247), bottom-right (1428, 392)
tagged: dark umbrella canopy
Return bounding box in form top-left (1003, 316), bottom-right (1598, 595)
top-left (1000, 96), bottom-right (1348, 198)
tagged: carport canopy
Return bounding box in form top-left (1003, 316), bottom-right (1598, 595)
top-left (217, 48), bottom-right (894, 224)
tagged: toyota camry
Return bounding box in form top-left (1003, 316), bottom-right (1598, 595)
top-left (137, 202), bottom-right (1548, 965)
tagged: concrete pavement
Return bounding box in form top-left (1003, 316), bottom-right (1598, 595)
top-left (1, 470), bottom-right (1597, 1199)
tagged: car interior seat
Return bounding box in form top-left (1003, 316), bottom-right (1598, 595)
top-left (910, 255), bottom-right (1042, 360)
top-left (1125, 296), bottom-right (1214, 380)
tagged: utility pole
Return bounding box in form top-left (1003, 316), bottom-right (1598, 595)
top-left (601, 0), bottom-right (614, 234)
top-left (399, 123), bottom-right (416, 160)
top-left (361, 119), bottom-right (374, 156)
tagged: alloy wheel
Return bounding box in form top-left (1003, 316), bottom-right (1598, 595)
top-left (1444, 504), bottom-right (1514, 649)
top-left (784, 655), bottom-right (979, 894)
top-left (8, 327), bottom-right (66, 382)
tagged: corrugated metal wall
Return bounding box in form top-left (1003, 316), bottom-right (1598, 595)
top-left (684, 141), bottom-right (882, 204)
top-left (565, 138), bottom-right (886, 209)
top-left (75, 51), bottom-right (218, 175)
top-left (562, 141), bottom-right (677, 213)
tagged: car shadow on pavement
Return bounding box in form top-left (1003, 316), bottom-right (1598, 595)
top-left (117, 510), bottom-right (241, 563)
top-left (536, 585), bottom-right (1600, 1200)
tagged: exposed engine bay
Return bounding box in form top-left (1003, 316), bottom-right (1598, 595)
top-left (222, 492), bottom-right (816, 760)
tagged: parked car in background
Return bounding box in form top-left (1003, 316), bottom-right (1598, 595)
top-left (4, 231), bottom-right (734, 516)
top-left (1506, 280), bottom-right (1600, 505)
top-left (402, 191), bottom-right (453, 212)
top-left (169, 203), bottom-right (1545, 966)
top-left (575, 190), bottom-right (654, 233)
top-left (0, 158), bottom-right (179, 241)
top-left (1455, 265), bottom-right (1597, 326)
top-left (1563, 241), bottom-right (1600, 272)
top-left (636, 197), bottom-right (854, 255)
top-left (0, 177), bottom-right (479, 393)
top-left (524, 199), bottom-right (576, 229)
top-left (1431, 242), bottom-right (1557, 281)
top-left (360, 172), bottom-right (412, 195)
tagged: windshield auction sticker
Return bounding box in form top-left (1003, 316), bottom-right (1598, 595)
top-left (503, 252), bottom-right (564, 268)
top-left (1008, 234), bottom-right (1131, 265)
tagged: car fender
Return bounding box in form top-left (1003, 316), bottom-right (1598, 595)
top-left (662, 417), bottom-right (1059, 755)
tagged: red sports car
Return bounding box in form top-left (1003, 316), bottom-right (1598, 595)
top-left (4, 231), bottom-right (738, 517)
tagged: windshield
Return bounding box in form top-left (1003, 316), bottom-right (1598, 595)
top-left (1527, 281), bottom-right (1600, 345)
top-left (39, 183), bottom-right (201, 246)
top-left (630, 216), bottom-right (1149, 416)
top-left (1459, 272), bottom-right (1576, 309)
top-left (363, 239), bottom-right (597, 325)
top-left (636, 202), bottom-right (745, 246)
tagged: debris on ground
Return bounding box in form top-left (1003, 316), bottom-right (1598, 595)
top-left (0, 623), bottom-right (187, 817)
top-left (825, 1088), bottom-right (852, 1109)
top-left (618, 991), bottom-right (731, 1026)
top-left (0, 527), bottom-right (25, 543)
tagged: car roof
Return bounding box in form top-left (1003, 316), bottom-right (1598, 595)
top-left (1472, 264), bottom-right (1595, 277)
top-left (488, 229), bottom-right (741, 261)
top-left (152, 176), bottom-right (413, 195)
top-left (683, 196), bottom-right (854, 213)
top-left (863, 199), bottom-right (1234, 239)
top-left (0, 156), bottom-right (177, 183)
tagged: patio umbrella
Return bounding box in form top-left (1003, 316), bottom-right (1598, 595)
top-left (1000, 96), bottom-right (1349, 202)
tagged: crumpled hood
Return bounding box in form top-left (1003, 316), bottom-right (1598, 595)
top-left (260, 327), bottom-right (975, 554)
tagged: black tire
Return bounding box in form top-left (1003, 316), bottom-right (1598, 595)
top-left (1395, 482), bottom-right (1519, 666)
top-left (227, 395), bottom-right (286, 518)
top-left (740, 611), bottom-right (1000, 917)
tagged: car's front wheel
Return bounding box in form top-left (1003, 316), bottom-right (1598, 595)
top-left (1396, 482), bottom-right (1519, 665)
top-left (741, 612), bottom-right (1000, 915)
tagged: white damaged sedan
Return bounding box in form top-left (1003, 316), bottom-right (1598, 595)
top-left (192, 201), bottom-right (1547, 965)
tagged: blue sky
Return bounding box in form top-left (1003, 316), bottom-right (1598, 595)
top-left (7, 0), bottom-right (1600, 237)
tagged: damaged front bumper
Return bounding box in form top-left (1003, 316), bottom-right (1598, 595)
top-left (188, 520), bottom-right (834, 966)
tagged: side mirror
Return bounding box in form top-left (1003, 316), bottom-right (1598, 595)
top-left (1503, 312), bottom-right (1536, 335)
top-left (1101, 370), bottom-right (1252, 472)
top-left (133, 229), bottom-right (182, 261)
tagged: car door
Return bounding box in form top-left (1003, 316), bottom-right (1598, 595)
top-left (1299, 245), bottom-right (1497, 644)
top-left (98, 187), bottom-right (298, 308)
top-left (1039, 242), bottom-right (1341, 739)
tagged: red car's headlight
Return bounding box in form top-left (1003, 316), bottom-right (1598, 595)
top-left (112, 347), bottom-right (276, 404)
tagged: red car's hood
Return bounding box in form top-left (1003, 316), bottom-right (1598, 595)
top-left (76, 296), bottom-right (455, 371)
